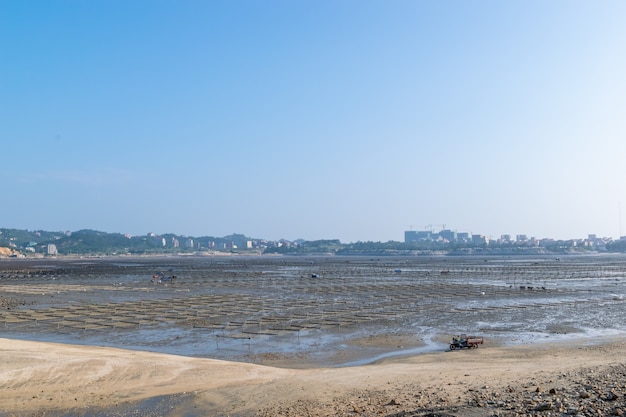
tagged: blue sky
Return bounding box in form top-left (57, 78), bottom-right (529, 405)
top-left (2, 1), bottom-right (626, 242)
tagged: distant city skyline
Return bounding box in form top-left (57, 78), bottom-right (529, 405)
top-left (403, 227), bottom-right (619, 246)
top-left (2, 1), bottom-right (625, 243)
top-left (1, 224), bottom-right (621, 246)
top-left (404, 223), bottom-right (623, 240)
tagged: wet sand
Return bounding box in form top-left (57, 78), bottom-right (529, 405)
top-left (1, 336), bottom-right (625, 416)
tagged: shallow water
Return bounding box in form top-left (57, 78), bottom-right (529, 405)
top-left (1, 254), bottom-right (625, 366)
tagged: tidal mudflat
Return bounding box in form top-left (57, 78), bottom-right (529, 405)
top-left (0, 254), bottom-right (625, 367)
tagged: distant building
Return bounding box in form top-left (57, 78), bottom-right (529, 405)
top-left (457, 232), bottom-right (470, 242)
top-left (47, 244), bottom-right (58, 255)
top-left (439, 229), bottom-right (457, 242)
top-left (539, 238), bottom-right (557, 247)
top-left (404, 230), bottom-right (432, 242)
top-left (472, 235), bottom-right (489, 245)
top-left (404, 231), bottom-right (418, 243)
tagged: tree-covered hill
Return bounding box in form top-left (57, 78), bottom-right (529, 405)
top-left (2, 228), bottom-right (625, 257)
top-left (0, 228), bottom-right (262, 256)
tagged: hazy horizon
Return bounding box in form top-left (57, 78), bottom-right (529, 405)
top-left (2, 1), bottom-right (625, 243)
top-left (0, 224), bottom-right (618, 245)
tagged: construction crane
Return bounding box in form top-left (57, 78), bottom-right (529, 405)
top-left (425, 224), bottom-right (446, 233)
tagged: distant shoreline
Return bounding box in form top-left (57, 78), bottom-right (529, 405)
top-left (2, 250), bottom-right (624, 261)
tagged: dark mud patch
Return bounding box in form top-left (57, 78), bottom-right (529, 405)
top-left (16, 392), bottom-right (200, 417)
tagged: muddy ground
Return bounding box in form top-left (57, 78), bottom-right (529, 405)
top-left (0, 254), bottom-right (625, 367)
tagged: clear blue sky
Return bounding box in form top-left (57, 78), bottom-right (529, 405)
top-left (2, 1), bottom-right (626, 242)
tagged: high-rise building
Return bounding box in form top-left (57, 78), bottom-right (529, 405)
top-left (439, 229), bottom-right (457, 242)
top-left (405, 230), bottom-right (432, 242)
top-left (404, 231), bottom-right (418, 243)
top-left (472, 235), bottom-right (489, 244)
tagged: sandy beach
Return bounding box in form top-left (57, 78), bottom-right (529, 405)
top-left (1, 336), bottom-right (625, 416)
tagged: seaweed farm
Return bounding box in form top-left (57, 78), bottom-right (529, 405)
top-left (0, 255), bottom-right (625, 366)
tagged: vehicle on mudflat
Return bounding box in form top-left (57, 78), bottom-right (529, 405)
top-left (449, 334), bottom-right (483, 350)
